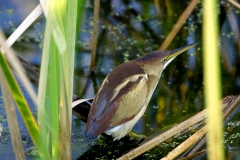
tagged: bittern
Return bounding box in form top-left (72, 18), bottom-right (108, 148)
top-left (86, 43), bottom-right (197, 140)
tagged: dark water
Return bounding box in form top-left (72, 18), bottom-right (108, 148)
top-left (0, 0), bottom-right (240, 159)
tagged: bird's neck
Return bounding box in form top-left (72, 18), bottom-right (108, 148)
top-left (140, 61), bottom-right (164, 104)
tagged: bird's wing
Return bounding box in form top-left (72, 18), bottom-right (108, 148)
top-left (86, 61), bottom-right (149, 136)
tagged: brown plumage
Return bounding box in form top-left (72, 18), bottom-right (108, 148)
top-left (86, 43), bottom-right (198, 140)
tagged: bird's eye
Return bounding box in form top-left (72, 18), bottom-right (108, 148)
top-left (162, 58), bottom-right (167, 63)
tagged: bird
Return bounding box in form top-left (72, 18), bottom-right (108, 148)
top-left (86, 43), bottom-right (198, 141)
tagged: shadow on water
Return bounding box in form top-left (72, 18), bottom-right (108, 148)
top-left (77, 134), bottom-right (143, 159)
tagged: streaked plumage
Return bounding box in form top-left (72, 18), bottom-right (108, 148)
top-left (86, 43), bottom-right (197, 140)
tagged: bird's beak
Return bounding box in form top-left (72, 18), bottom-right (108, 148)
top-left (166, 42), bottom-right (199, 61)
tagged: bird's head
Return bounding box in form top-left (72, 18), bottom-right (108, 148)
top-left (134, 43), bottom-right (198, 76)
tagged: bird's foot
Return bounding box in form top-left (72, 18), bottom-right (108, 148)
top-left (128, 131), bottom-right (147, 141)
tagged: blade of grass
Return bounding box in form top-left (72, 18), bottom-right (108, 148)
top-left (57, 0), bottom-right (85, 158)
top-left (65, 0), bottom-right (80, 122)
top-left (90, 0), bottom-right (100, 71)
top-left (50, 0), bottom-right (69, 159)
top-left (38, 1), bottom-right (63, 158)
top-left (49, 40), bottom-right (60, 160)
top-left (0, 30), bottom-right (37, 106)
top-left (203, 0), bottom-right (224, 159)
top-left (0, 51), bottom-right (50, 159)
top-left (37, 3), bottom-right (52, 151)
top-left (0, 69), bottom-right (25, 160)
